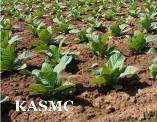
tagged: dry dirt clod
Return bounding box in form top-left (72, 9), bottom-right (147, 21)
top-left (87, 110), bottom-right (95, 120)
top-left (106, 105), bottom-right (116, 114)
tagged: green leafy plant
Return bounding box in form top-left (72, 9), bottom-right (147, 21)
top-left (27, 19), bottom-right (44, 37)
top-left (128, 1), bottom-right (138, 17)
top-left (69, 5), bottom-right (81, 20)
top-left (140, 15), bottom-right (152, 32)
top-left (69, 28), bottom-right (91, 42)
top-left (149, 57), bottom-right (157, 80)
top-left (29, 62), bottom-right (75, 98)
top-left (85, 17), bottom-right (103, 30)
top-left (109, 22), bottom-right (121, 36)
top-left (140, 14), bottom-right (157, 32)
top-left (0, 45), bottom-right (32, 72)
top-left (91, 53), bottom-right (138, 88)
top-left (37, 26), bottom-right (52, 43)
top-left (0, 18), bottom-right (12, 30)
top-left (53, 16), bottom-right (71, 34)
top-left (87, 33), bottom-right (117, 57)
top-left (128, 31), bottom-right (146, 53)
top-left (53, 0), bottom-right (64, 14)
top-left (144, 0), bottom-right (157, 15)
top-left (101, 0), bottom-right (109, 9)
top-left (0, 30), bottom-right (22, 48)
top-left (46, 45), bottom-right (78, 67)
top-left (128, 31), bottom-right (157, 53)
top-left (32, 9), bottom-right (44, 18)
top-left (104, 10), bottom-right (114, 21)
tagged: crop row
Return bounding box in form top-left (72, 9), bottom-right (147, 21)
top-left (1, 0), bottom-right (157, 101)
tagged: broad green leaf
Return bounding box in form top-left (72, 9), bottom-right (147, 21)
top-left (9, 35), bottom-right (22, 44)
top-left (141, 15), bottom-right (152, 32)
top-left (110, 22), bottom-right (121, 36)
top-left (151, 22), bottom-right (157, 30)
top-left (149, 63), bottom-right (157, 80)
top-left (54, 82), bottom-right (75, 91)
top-left (0, 45), bottom-right (16, 72)
top-left (31, 40), bottom-right (48, 52)
top-left (119, 24), bottom-right (129, 31)
top-left (128, 31), bottom-right (146, 52)
top-left (146, 48), bottom-right (157, 54)
top-left (17, 51), bottom-right (34, 60)
top-left (53, 54), bottom-right (72, 74)
top-left (19, 69), bottom-right (32, 76)
top-left (53, 82), bottom-right (76, 97)
top-left (120, 66), bottom-right (138, 77)
top-left (91, 76), bottom-right (106, 85)
top-left (29, 84), bottom-right (48, 96)
top-left (48, 45), bottom-right (60, 66)
top-left (106, 53), bottom-right (125, 69)
top-left (69, 29), bottom-right (79, 34)
top-left (145, 35), bottom-right (157, 43)
top-left (47, 26), bottom-right (52, 34)
top-left (17, 64), bottom-right (27, 70)
top-left (37, 29), bottom-right (51, 42)
top-left (152, 58), bottom-right (157, 64)
top-left (0, 30), bottom-right (10, 48)
top-left (0, 95), bottom-right (8, 103)
top-left (39, 63), bottom-right (58, 87)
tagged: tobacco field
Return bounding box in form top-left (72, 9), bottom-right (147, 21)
top-left (1, 0), bottom-right (157, 122)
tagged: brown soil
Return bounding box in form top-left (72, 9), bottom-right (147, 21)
top-left (1, 1), bottom-right (157, 122)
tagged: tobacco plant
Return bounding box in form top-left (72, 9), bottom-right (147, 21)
top-left (128, 31), bottom-right (157, 53)
top-left (109, 22), bottom-right (128, 36)
top-left (0, 29), bottom-right (22, 48)
top-left (87, 33), bottom-right (117, 57)
top-left (104, 10), bottom-right (114, 21)
top-left (144, 0), bottom-right (157, 15)
top-left (140, 14), bottom-right (157, 32)
top-left (30, 62), bottom-right (75, 98)
top-left (27, 19), bottom-right (44, 37)
top-left (53, 16), bottom-right (71, 34)
top-left (91, 53), bottom-right (138, 88)
top-left (0, 44), bottom-right (32, 72)
top-left (149, 57), bottom-right (157, 80)
top-left (69, 5), bottom-right (81, 20)
top-left (128, 1), bottom-right (138, 17)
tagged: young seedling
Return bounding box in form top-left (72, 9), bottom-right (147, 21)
top-left (128, 31), bottom-right (157, 53)
top-left (91, 53), bottom-right (138, 88)
top-left (53, 16), bottom-right (71, 34)
top-left (85, 17), bottom-right (103, 30)
top-left (104, 10), bottom-right (114, 21)
top-left (144, 0), bottom-right (157, 16)
top-left (69, 5), bottom-right (81, 20)
top-left (149, 57), bottom-right (157, 80)
top-left (46, 45), bottom-right (79, 67)
top-left (128, 1), bottom-right (138, 17)
top-left (109, 22), bottom-right (128, 36)
top-left (37, 26), bottom-right (52, 43)
top-left (0, 29), bottom-right (22, 48)
top-left (0, 18), bottom-right (12, 30)
top-left (0, 44), bottom-right (32, 72)
top-left (69, 28), bottom-right (91, 42)
top-left (140, 14), bottom-right (157, 32)
top-left (27, 19), bottom-right (44, 37)
top-left (87, 33), bottom-right (117, 57)
top-left (29, 62), bottom-right (75, 98)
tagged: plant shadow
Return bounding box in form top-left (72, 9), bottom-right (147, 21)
top-left (75, 74), bottom-right (150, 97)
top-left (1, 102), bottom-right (15, 122)
top-left (65, 59), bottom-right (85, 74)
top-left (118, 74), bottom-right (150, 96)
